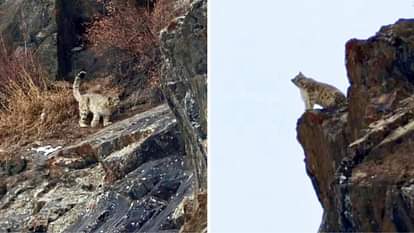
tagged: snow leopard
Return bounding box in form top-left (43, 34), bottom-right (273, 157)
top-left (73, 71), bottom-right (120, 127)
top-left (291, 72), bottom-right (346, 110)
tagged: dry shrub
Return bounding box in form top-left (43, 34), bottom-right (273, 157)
top-left (87, 0), bottom-right (188, 54)
top-left (86, 0), bottom-right (190, 87)
top-left (0, 40), bottom-right (77, 148)
top-left (86, 1), bottom-right (157, 58)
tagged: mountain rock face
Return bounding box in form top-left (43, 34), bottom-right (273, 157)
top-left (160, 0), bottom-right (207, 231)
top-left (297, 19), bottom-right (414, 232)
top-left (0, 0), bottom-right (57, 77)
top-left (0, 0), bottom-right (207, 232)
top-left (160, 0), bottom-right (207, 192)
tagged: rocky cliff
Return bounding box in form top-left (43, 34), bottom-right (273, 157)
top-left (0, 0), bottom-right (207, 232)
top-left (297, 19), bottom-right (414, 232)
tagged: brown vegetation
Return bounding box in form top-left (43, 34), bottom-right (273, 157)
top-left (0, 40), bottom-right (79, 149)
top-left (0, 0), bottom-right (189, 150)
top-left (87, 0), bottom-right (188, 55)
top-left (86, 0), bottom-right (189, 87)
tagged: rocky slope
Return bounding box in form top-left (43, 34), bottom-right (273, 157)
top-left (0, 0), bottom-right (207, 232)
top-left (297, 19), bottom-right (414, 232)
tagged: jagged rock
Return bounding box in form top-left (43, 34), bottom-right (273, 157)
top-left (65, 157), bottom-right (192, 233)
top-left (297, 19), bottom-right (414, 232)
top-left (160, 0), bottom-right (208, 231)
top-left (0, 105), bottom-right (191, 232)
top-left (160, 0), bottom-right (207, 192)
top-left (47, 104), bottom-right (176, 173)
top-left (297, 109), bottom-right (349, 232)
top-left (0, 0), bottom-right (57, 78)
top-left (55, 0), bottom-right (103, 79)
top-left (346, 19), bottom-right (414, 140)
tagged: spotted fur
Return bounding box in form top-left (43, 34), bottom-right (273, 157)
top-left (291, 72), bottom-right (346, 110)
top-left (73, 71), bottom-right (120, 127)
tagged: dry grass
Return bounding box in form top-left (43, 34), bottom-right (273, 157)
top-left (0, 41), bottom-right (78, 148)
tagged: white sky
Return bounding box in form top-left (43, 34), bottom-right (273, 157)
top-left (210, 1), bottom-right (413, 232)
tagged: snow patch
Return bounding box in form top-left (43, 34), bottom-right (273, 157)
top-left (31, 145), bottom-right (62, 156)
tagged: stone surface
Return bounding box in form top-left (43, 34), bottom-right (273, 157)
top-left (346, 19), bottom-right (414, 140)
top-left (0, 0), bottom-right (57, 78)
top-left (0, 105), bottom-right (192, 232)
top-left (47, 104), bottom-right (175, 171)
top-left (160, 0), bottom-right (207, 192)
top-left (297, 19), bottom-right (414, 232)
top-left (159, 0), bottom-right (208, 231)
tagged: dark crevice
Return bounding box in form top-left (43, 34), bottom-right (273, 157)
top-left (56, 0), bottom-right (89, 80)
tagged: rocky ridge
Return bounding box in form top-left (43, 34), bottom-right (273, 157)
top-left (297, 19), bottom-right (414, 232)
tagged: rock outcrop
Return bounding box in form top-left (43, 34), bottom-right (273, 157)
top-left (297, 19), bottom-right (414, 232)
top-left (160, 0), bottom-right (207, 192)
top-left (0, 104), bottom-right (192, 232)
top-left (160, 0), bottom-right (207, 231)
top-left (0, 0), bottom-right (57, 77)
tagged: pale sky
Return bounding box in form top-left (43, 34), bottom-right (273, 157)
top-left (210, 1), bottom-right (413, 232)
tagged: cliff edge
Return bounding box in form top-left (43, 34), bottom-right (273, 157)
top-left (297, 19), bottom-right (414, 232)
